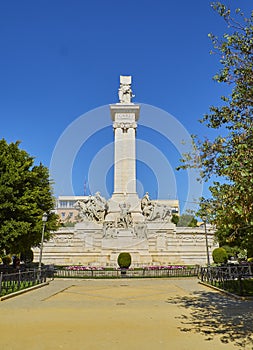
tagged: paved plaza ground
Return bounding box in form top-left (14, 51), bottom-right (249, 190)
top-left (0, 277), bottom-right (253, 350)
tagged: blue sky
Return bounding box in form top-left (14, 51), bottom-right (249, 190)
top-left (1, 1), bottom-right (252, 213)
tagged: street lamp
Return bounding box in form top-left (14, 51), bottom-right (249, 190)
top-left (38, 212), bottom-right (48, 273)
top-left (203, 217), bottom-right (211, 266)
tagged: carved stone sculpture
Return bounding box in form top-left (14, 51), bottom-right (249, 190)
top-left (117, 202), bottom-right (133, 228)
top-left (141, 193), bottom-right (172, 222)
top-left (148, 204), bottom-right (172, 221)
top-left (141, 192), bottom-right (154, 218)
top-left (74, 192), bottom-right (107, 223)
top-left (118, 75), bottom-right (134, 104)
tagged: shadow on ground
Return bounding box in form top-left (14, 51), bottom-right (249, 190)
top-left (166, 290), bottom-right (253, 349)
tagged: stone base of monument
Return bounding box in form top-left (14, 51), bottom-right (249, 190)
top-left (33, 223), bottom-right (217, 267)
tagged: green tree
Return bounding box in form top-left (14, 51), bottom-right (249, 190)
top-left (171, 214), bottom-right (179, 225)
top-left (178, 3), bottom-right (253, 254)
top-left (0, 139), bottom-right (59, 255)
top-left (177, 214), bottom-right (198, 227)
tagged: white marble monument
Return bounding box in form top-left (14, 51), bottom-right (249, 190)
top-left (107, 75), bottom-right (143, 221)
top-left (34, 76), bottom-right (217, 267)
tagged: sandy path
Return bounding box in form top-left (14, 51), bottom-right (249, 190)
top-left (0, 278), bottom-right (252, 350)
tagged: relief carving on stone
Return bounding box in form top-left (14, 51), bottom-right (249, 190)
top-left (134, 223), bottom-right (147, 238)
top-left (113, 122), bottom-right (137, 130)
top-left (102, 202), bottom-right (147, 239)
top-left (103, 222), bottom-right (117, 238)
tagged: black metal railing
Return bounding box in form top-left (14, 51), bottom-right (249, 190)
top-left (55, 266), bottom-right (199, 279)
top-left (0, 269), bottom-right (47, 297)
top-left (199, 265), bottom-right (253, 296)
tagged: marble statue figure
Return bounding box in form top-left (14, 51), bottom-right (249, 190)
top-left (141, 193), bottom-right (172, 222)
top-left (74, 193), bottom-right (107, 223)
top-left (118, 75), bottom-right (134, 104)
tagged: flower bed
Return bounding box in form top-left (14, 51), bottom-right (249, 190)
top-left (65, 266), bottom-right (105, 271)
top-left (143, 265), bottom-right (187, 270)
top-left (63, 265), bottom-right (188, 271)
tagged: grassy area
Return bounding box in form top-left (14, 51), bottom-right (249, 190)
top-left (212, 279), bottom-right (253, 297)
top-left (0, 280), bottom-right (39, 297)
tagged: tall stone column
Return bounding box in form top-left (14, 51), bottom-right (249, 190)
top-left (114, 127), bottom-right (123, 194)
top-left (106, 76), bottom-right (143, 221)
top-left (126, 127), bottom-right (136, 194)
top-left (113, 123), bottom-right (137, 195)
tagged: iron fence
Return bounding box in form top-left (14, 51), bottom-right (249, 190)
top-left (0, 269), bottom-right (47, 297)
top-left (55, 266), bottom-right (199, 279)
top-left (199, 264), bottom-right (253, 296)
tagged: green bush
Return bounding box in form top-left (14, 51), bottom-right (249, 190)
top-left (221, 245), bottom-right (234, 259)
top-left (247, 257), bottom-right (253, 263)
top-left (2, 255), bottom-right (12, 265)
top-left (117, 252), bottom-right (131, 269)
top-left (20, 249), bottom-right (34, 263)
top-left (212, 247), bottom-right (228, 264)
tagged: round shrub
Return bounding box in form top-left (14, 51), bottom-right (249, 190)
top-left (212, 247), bottom-right (228, 264)
top-left (117, 252), bottom-right (131, 269)
top-left (2, 255), bottom-right (12, 265)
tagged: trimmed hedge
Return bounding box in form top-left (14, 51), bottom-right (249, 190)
top-left (117, 252), bottom-right (131, 269)
top-left (212, 247), bottom-right (228, 264)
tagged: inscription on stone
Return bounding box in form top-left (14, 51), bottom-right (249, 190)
top-left (115, 113), bottom-right (135, 120)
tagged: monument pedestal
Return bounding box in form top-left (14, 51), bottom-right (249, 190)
top-left (106, 192), bottom-right (144, 222)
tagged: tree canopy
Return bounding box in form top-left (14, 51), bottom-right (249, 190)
top-left (178, 3), bottom-right (253, 256)
top-left (0, 139), bottom-right (59, 256)
top-left (172, 214), bottom-right (198, 227)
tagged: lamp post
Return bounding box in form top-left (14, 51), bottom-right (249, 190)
top-left (38, 212), bottom-right (48, 273)
top-left (203, 217), bottom-right (211, 266)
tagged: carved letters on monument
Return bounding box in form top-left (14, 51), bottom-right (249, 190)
top-left (115, 113), bottom-right (135, 120)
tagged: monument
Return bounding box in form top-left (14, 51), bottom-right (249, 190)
top-left (33, 76), bottom-right (217, 266)
top-left (106, 75), bottom-right (143, 222)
